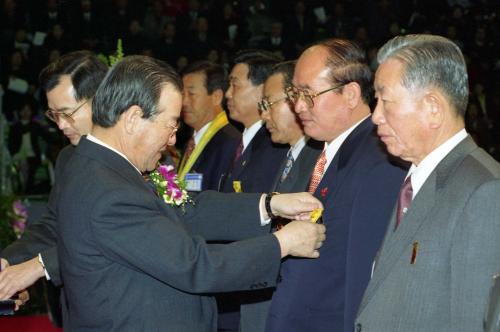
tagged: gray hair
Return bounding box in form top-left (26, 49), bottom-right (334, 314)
top-left (93, 55), bottom-right (182, 128)
top-left (377, 34), bottom-right (468, 116)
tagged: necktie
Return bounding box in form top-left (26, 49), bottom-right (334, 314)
top-left (279, 150), bottom-right (294, 184)
top-left (395, 175), bottom-right (413, 229)
top-left (308, 150), bottom-right (327, 194)
top-left (183, 137), bottom-right (196, 163)
top-left (232, 139), bottom-right (244, 165)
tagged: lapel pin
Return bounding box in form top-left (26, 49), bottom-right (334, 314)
top-left (320, 187), bottom-right (328, 197)
top-left (411, 241), bottom-right (419, 265)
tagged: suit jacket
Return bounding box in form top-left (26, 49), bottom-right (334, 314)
top-left (271, 139), bottom-right (323, 193)
top-left (184, 123), bottom-right (240, 191)
top-left (57, 137), bottom-right (282, 332)
top-left (239, 138), bottom-right (323, 331)
top-left (220, 126), bottom-right (288, 193)
top-left (266, 118), bottom-right (407, 332)
top-left (355, 136), bottom-right (500, 332)
top-left (0, 144), bottom-right (74, 286)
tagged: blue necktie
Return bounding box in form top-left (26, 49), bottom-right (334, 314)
top-left (279, 150), bottom-right (294, 184)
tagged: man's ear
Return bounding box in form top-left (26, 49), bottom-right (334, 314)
top-left (343, 82), bottom-right (362, 109)
top-left (423, 91), bottom-right (445, 129)
top-left (122, 105), bottom-right (144, 134)
top-left (211, 88), bottom-right (224, 107)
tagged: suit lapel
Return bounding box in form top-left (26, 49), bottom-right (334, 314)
top-left (358, 135), bottom-right (478, 313)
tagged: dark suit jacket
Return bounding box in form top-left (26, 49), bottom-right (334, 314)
top-left (0, 144), bottom-right (75, 286)
top-left (186, 123), bottom-right (240, 191)
top-left (57, 137), bottom-right (282, 332)
top-left (220, 126), bottom-right (288, 193)
top-left (266, 118), bottom-right (407, 332)
top-left (356, 137), bottom-right (500, 332)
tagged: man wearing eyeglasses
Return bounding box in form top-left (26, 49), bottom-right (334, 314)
top-left (218, 50), bottom-right (289, 332)
top-left (0, 51), bottom-right (108, 309)
top-left (265, 39), bottom-right (407, 332)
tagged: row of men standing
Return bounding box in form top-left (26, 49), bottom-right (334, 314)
top-left (0, 34), bottom-right (499, 331)
top-left (173, 36), bottom-right (500, 332)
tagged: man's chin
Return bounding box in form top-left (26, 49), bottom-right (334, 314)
top-left (68, 135), bottom-right (82, 146)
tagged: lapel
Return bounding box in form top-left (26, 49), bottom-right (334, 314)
top-left (273, 139), bottom-right (323, 192)
top-left (358, 136), bottom-right (478, 313)
top-left (231, 126), bottom-right (267, 179)
top-left (314, 118), bottom-right (374, 204)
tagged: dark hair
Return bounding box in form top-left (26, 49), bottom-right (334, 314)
top-left (269, 60), bottom-right (296, 88)
top-left (317, 39), bottom-right (373, 105)
top-left (92, 55), bottom-right (182, 128)
top-left (39, 50), bottom-right (108, 102)
top-left (232, 49), bottom-right (282, 86)
top-left (182, 60), bottom-right (227, 94)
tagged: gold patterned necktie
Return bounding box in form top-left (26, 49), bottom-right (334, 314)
top-left (308, 150), bottom-right (327, 194)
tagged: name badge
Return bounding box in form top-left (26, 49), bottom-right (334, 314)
top-left (185, 173), bottom-right (203, 192)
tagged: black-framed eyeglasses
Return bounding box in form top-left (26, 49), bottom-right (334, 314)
top-left (285, 83), bottom-right (346, 108)
top-left (45, 99), bottom-right (90, 124)
top-left (258, 95), bottom-right (288, 113)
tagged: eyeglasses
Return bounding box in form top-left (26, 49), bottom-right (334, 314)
top-left (45, 99), bottom-right (89, 124)
top-left (285, 83), bottom-right (346, 108)
top-left (258, 96), bottom-right (288, 113)
top-left (165, 120), bottom-right (180, 136)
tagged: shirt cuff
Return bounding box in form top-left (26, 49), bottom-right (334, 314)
top-left (259, 194), bottom-right (271, 226)
top-left (38, 254), bottom-right (51, 280)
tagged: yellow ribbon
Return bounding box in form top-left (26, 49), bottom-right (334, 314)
top-left (178, 112), bottom-right (229, 180)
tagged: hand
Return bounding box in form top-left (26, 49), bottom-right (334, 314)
top-left (270, 192), bottom-right (323, 220)
top-left (0, 257), bottom-right (45, 300)
top-left (14, 290), bottom-right (30, 311)
top-left (274, 220), bottom-right (326, 258)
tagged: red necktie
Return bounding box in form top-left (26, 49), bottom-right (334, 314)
top-left (395, 176), bottom-right (413, 229)
top-left (308, 150), bottom-right (327, 194)
top-left (232, 139), bottom-right (244, 165)
top-left (183, 137), bottom-right (196, 162)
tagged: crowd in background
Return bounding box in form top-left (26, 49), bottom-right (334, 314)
top-left (1, 0), bottom-right (499, 194)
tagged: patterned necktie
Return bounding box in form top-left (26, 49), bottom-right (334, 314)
top-left (279, 150), bottom-right (294, 184)
top-left (232, 139), bottom-right (244, 165)
top-left (183, 137), bottom-right (196, 163)
top-left (308, 150), bottom-right (327, 194)
top-left (395, 175), bottom-right (413, 229)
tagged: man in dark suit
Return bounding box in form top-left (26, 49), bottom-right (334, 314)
top-left (260, 61), bottom-right (323, 195)
top-left (355, 34), bottom-right (500, 332)
top-left (220, 50), bottom-right (288, 194)
top-left (178, 60), bottom-right (240, 192)
top-left (265, 39), bottom-right (407, 332)
top-left (0, 51), bottom-right (107, 300)
top-left (240, 61), bottom-right (322, 330)
top-left (219, 50), bottom-right (288, 331)
top-left (57, 55), bottom-right (326, 331)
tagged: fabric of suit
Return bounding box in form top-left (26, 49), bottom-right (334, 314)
top-left (56, 137), bottom-right (282, 332)
top-left (241, 138), bottom-right (323, 331)
top-left (184, 123), bottom-right (240, 191)
top-left (355, 136), bottom-right (500, 332)
top-left (485, 273), bottom-right (500, 332)
top-left (266, 118), bottom-right (407, 332)
top-left (220, 126), bottom-right (288, 193)
top-left (1, 144), bottom-right (75, 286)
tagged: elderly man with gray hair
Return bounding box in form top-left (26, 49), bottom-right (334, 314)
top-left (355, 34), bottom-right (500, 332)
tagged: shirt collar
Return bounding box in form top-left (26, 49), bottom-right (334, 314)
top-left (193, 121), bottom-right (211, 145)
top-left (289, 135), bottom-right (307, 161)
top-left (323, 115), bottom-right (369, 170)
top-left (242, 120), bottom-right (263, 152)
top-left (408, 128), bottom-right (467, 198)
top-left (86, 134), bottom-right (142, 174)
